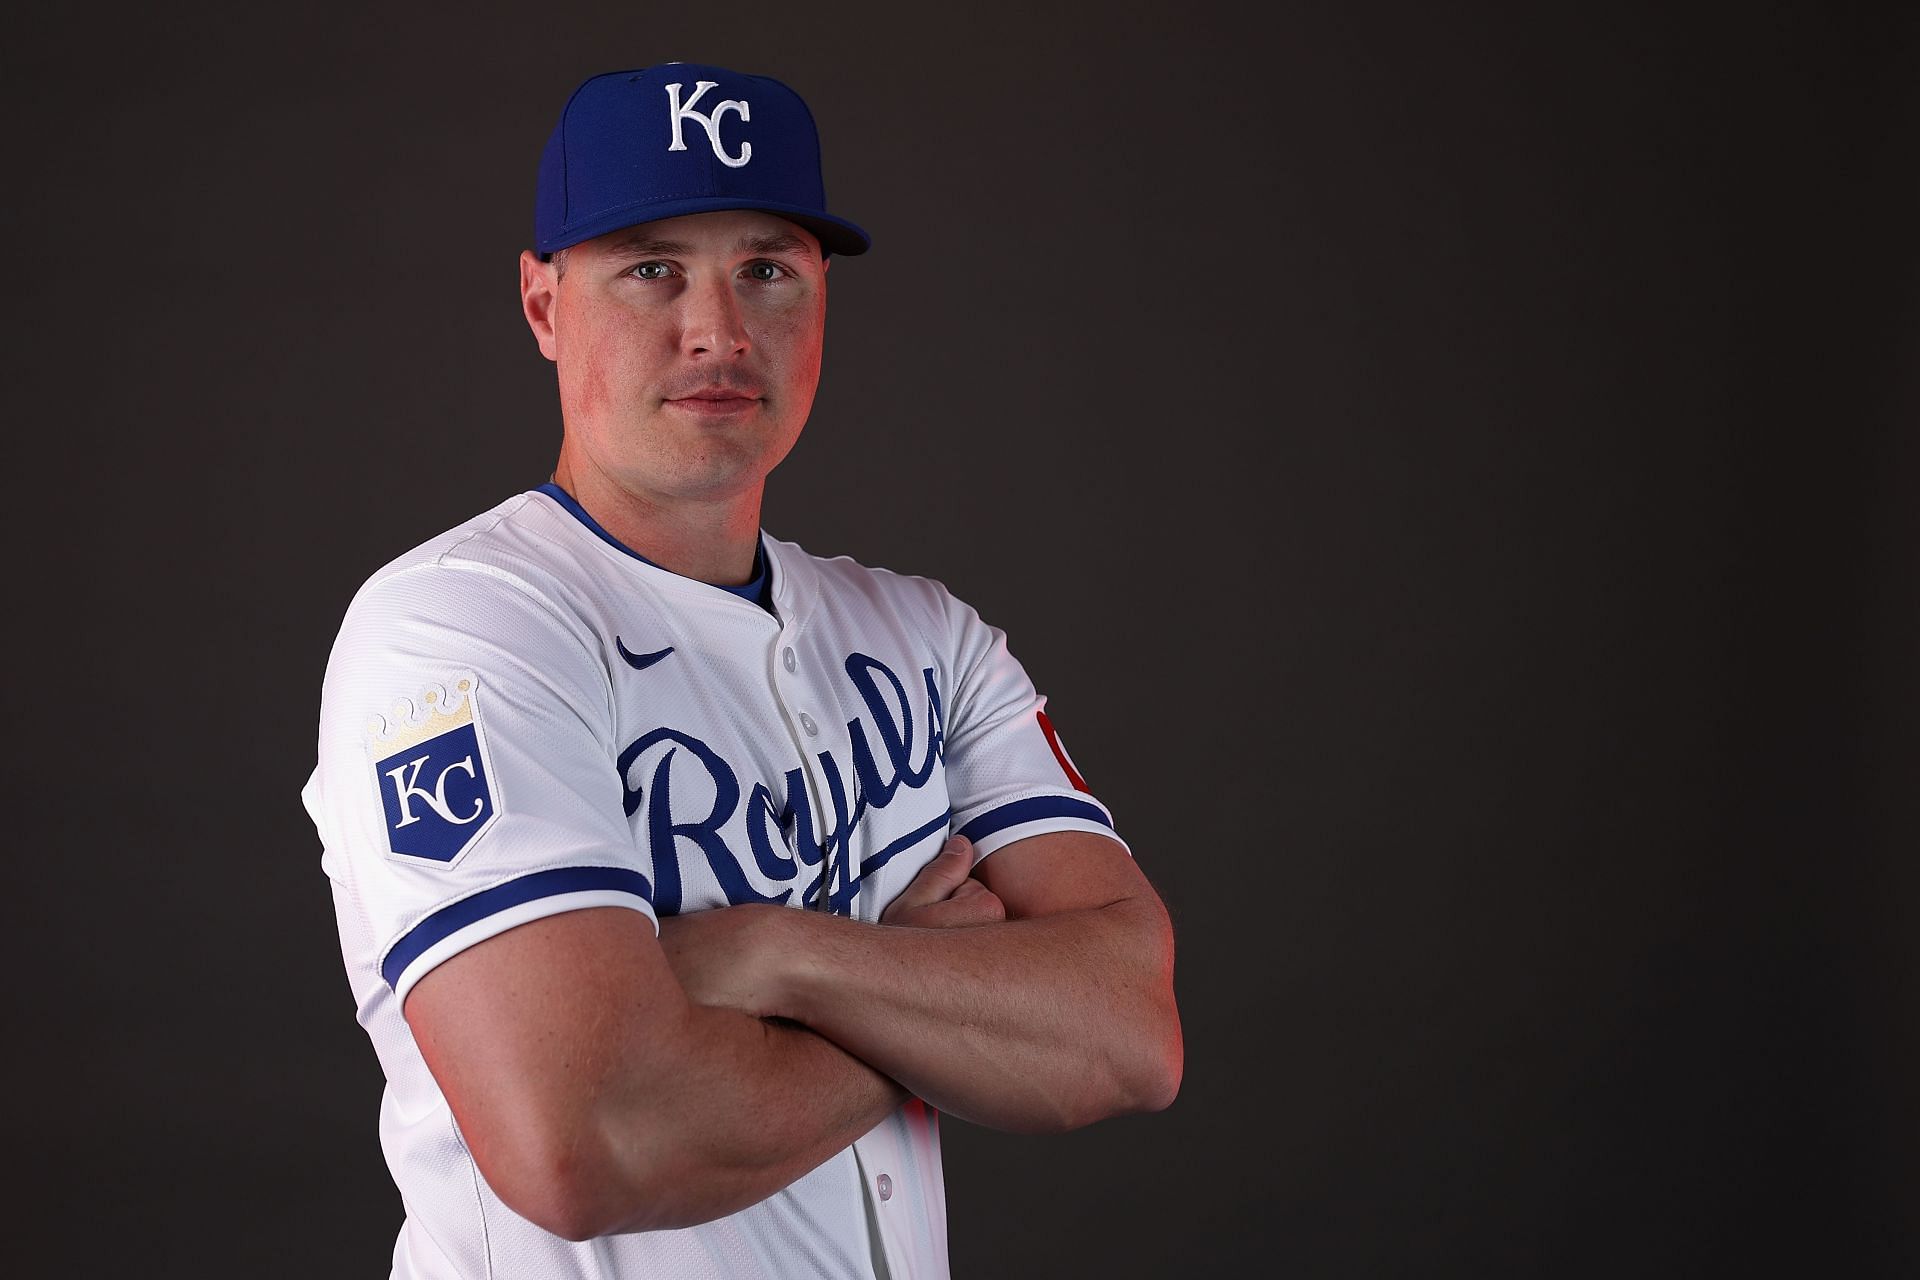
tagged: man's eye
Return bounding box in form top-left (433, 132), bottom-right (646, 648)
top-left (745, 261), bottom-right (783, 282)
top-left (632, 261), bottom-right (671, 280)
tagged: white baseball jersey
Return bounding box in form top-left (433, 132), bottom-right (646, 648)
top-left (302, 484), bottom-right (1123, 1280)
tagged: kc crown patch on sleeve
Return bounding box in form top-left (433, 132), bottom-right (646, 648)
top-left (366, 674), bottom-right (499, 865)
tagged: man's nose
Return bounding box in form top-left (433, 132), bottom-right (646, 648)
top-left (681, 278), bottom-right (750, 359)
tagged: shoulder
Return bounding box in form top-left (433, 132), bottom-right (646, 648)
top-left (334, 490), bottom-right (643, 652)
top-left (348, 491), bottom-right (594, 608)
top-left (765, 535), bottom-right (973, 631)
top-left (319, 493), bottom-right (629, 726)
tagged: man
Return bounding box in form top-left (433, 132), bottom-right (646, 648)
top-left (304, 62), bottom-right (1181, 1279)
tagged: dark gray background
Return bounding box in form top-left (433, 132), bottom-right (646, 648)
top-left (5, 2), bottom-right (1916, 1275)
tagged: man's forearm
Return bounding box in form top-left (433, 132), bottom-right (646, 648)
top-left (762, 897), bottom-right (1180, 1133)
top-left (581, 1006), bottom-right (907, 1235)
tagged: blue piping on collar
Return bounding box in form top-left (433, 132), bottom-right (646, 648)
top-left (533, 482), bottom-right (768, 605)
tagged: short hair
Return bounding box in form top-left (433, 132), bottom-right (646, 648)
top-left (550, 247), bottom-right (570, 280)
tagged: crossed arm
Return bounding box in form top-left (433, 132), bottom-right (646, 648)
top-left (404, 830), bottom-right (1182, 1240)
top-left (660, 830), bottom-right (1182, 1132)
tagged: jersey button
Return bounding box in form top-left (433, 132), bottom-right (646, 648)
top-left (876, 1173), bottom-right (893, 1201)
top-left (799, 712), bottom-right (819, 736)
top-left (782, 646), bottom-right (797, 673)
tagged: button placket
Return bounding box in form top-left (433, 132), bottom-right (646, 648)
top-left (774, 630), bottom-right (837, 906)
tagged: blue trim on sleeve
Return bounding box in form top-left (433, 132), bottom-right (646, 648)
top-left (381, 865), bottom-right (655, 989)
top-left (957, 796), bottom-right (1114, 845)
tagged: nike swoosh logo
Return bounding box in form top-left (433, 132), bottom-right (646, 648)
top-left (616, 637), bottom-right (675, 671)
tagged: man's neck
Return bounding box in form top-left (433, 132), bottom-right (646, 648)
top-left (549, 459), bottom-right (764, 587)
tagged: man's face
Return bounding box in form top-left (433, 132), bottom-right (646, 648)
top-left (522, 209), bottom-right (828, 510)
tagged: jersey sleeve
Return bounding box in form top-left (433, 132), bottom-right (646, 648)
top-left (934, 590), bottom-right (1128, 860)
top-left (305, 561), bottom-right (653, 1005)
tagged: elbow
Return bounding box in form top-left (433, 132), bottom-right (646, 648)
top-left (483, 1138), bottom-right (634, 1242)
top-left (1115, 906), bottom-right (1183, 1116)
top-left (498, 1155), bottom-right (692, 1242)
top-left (1110, 1005), bottom-right (1183, 1117)
top-left (1038, 1002), bottom-right (1181, 1132)
top-left (1115, 925), bottom-right (1184, 1116)
top-left (522, 1194), bottom-right (617, 1246)
top-left (1128, 1031), bottom-right (1184, 1114)
top-left (502, 1129), bottom-right (778, 1240)
top-left (1050, 1040), bottom-right (1182, 1132)
top-left (474, 1121), bottom-right (685, 1242)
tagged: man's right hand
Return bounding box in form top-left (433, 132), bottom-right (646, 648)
top-left (880, 836), bottom-right (1005, 928)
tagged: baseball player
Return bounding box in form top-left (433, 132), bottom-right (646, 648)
top-left (304, 62), bottom-right (1181, 1279)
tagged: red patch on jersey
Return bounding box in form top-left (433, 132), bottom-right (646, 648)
top-left (1037, 709), bottom-right (1090, 792)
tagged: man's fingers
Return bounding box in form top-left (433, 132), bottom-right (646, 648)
top-left (901, 837), bottom-right (973, 903)
top-left (881, 836), bottom-right (975, 923)
top-left (920, 883), bottom-right (1005, 928)
top-left (888, 881), bottom-right (1005, 929)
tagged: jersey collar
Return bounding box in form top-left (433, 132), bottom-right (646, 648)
top-left (533, 482), bottom-right (769, 607)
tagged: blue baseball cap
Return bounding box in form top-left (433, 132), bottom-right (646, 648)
top-left (535, 63), bottom-right (871, 258)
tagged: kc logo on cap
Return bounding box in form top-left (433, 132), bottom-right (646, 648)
top-left (534, 62), bottom-right (870, 258)
top-left (666, 81), bottom-right (752, 168)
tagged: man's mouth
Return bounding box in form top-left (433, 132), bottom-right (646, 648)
top-left (666, 385), bottom-right (763, 415)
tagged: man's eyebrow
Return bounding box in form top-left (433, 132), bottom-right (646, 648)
top-left (601, 231), bottom-right (692, 258)
top-left (738, 231), bottom-right (818, 259)
top-left (595, 228), bottom-right (818, 260)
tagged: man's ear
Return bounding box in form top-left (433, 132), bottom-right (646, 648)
top-left (519, 250), bottom-right (560, 363)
